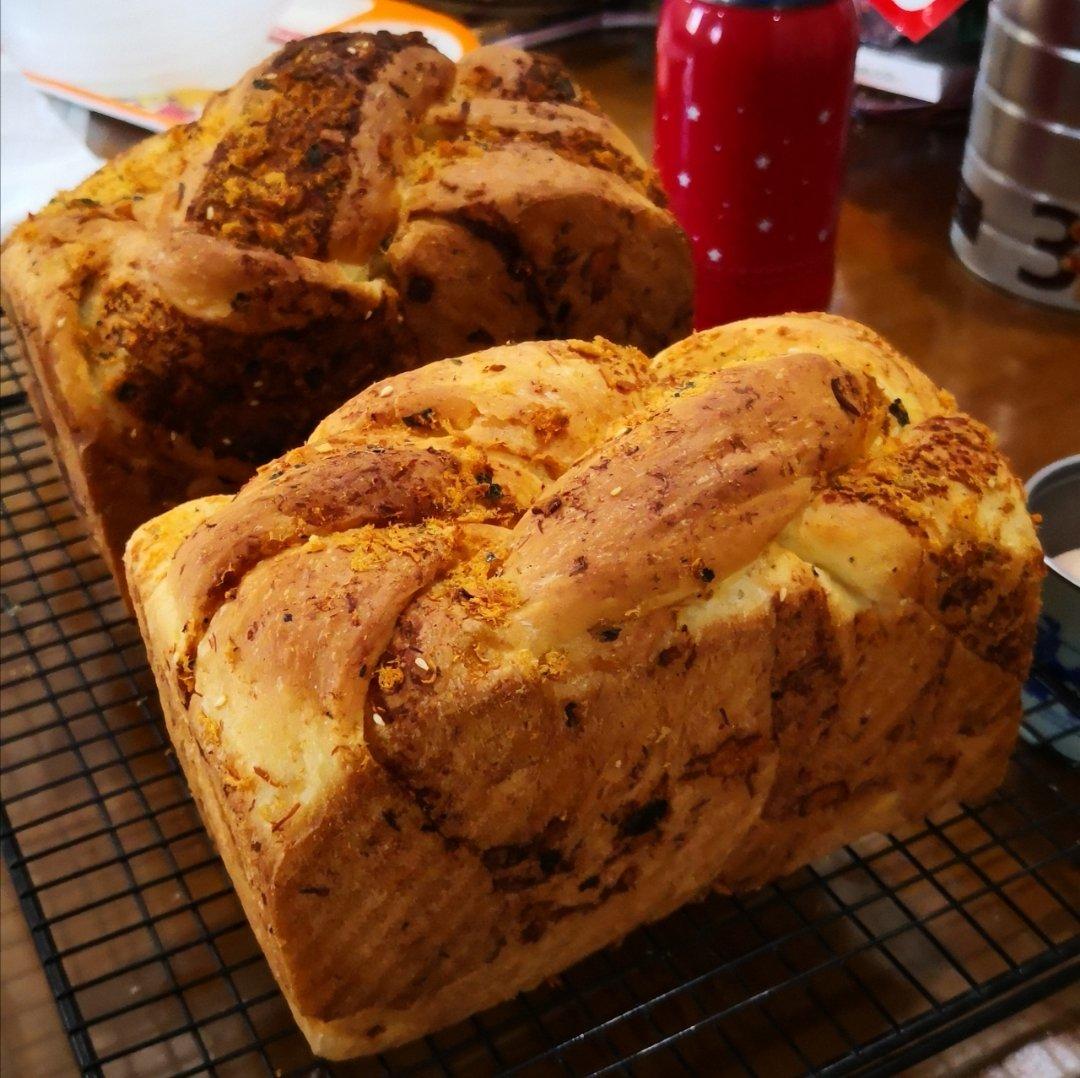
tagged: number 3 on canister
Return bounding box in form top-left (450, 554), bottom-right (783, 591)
top-left (1018, 203), bottom-right (1080, 293)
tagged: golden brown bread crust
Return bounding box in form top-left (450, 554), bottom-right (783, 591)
top-left (0, 33), bottom-right (692, 589)
top-left (125, 314), bottom-right (1043, 1058)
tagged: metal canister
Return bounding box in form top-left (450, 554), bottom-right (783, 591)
top-left (951, 0), bottom-right (1080, 310)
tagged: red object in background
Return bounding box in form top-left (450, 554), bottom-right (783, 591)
top-left (655, 0), bottom-right (859, 329)
top-left (863, 0), bottom-right (969, 43)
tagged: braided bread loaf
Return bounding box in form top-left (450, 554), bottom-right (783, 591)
top-left (126, 314), bottom-right (1041, 1059)
top-left (0, 32), bottom-right (690, 586)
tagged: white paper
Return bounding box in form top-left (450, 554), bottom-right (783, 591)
top-left (0, 54), bottom-right (102, 238)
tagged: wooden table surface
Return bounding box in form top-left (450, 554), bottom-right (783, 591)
top-left (2, 27), bottom-right (1078, 1078)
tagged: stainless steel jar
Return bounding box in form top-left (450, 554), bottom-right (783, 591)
top-left (951, 0), bottom-right (1080, 310)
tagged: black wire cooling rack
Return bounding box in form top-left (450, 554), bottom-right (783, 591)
top-left (1, 323), bottom-right (1078, 1078)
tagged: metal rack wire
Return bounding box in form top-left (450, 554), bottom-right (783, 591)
top-left (1, 325), bottom-right (1078, 1077)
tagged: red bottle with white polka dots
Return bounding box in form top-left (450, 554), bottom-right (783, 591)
top-left (655, 0), bottom-right (859, 329)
